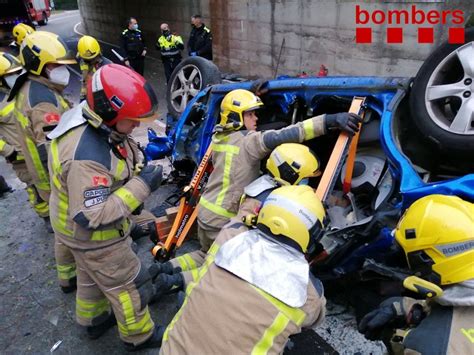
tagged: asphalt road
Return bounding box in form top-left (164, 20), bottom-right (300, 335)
top-left (0, 11), bottom-right (386, 355)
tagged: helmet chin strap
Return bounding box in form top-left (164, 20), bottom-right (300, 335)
top-left (82, 104), bottom-right (128, 158)
top-left (82, 104), bottom-right (111, 132)
top-left (213, 121), bottom-right (243, 134)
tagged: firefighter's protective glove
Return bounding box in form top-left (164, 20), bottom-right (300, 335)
top-left (358, 297), bottom-right (408, 340)
top-left (138, 165), bottom-right (163, 192)
top-left (148, 261), bottom-right (178, 281)
top-left (130, 223), bottom-right (149, 240)
top-left (324, 112), bottom-right (362, 136)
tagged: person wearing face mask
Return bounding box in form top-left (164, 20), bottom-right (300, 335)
top-left (0, 52), bottom-right (33, 191)
top-left (156, 23), bottom-right (184, 83)
top-left (47, 64), bottom-right (165, 350)
top-left (77, 36), bottom-right (112, 102)
top-left (7, 31), bottom-right (77, 293)
top-left (188, 14), bottom-right (213, 60)
top-left (121, 17), bottom-right (147, 75)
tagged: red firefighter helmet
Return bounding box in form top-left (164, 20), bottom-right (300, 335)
top-left (87, 64), bottom-right (158, 126)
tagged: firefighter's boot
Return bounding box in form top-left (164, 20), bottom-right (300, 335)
top-left (86, 313), bottom-right (117, 340)
top-left (60, 276), bottom-right (77, 294)
top-left (123, 325), bottom-right (165, 352)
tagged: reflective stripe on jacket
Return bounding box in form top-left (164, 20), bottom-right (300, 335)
top-left (79, 56), bottom-right (112, 97)
top-left (160, 224), bottom-right (326, 355)
top-left (0, 90), bottom-right (19, 157)
top-left (157, 35), bottom-right (184, 60)
top-left (197, 115), bottom-right (326, 230)
top-left (13, 75), bottom-right (69, 198)
top-left (48, 120), bottom-right (150, 250)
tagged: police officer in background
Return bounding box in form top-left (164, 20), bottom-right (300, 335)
top-left (156, 23), bottom-right (184, 83)
top-left (120, 17), bottom-right (147, 75)
top-left (188, 14), bottom-right (213, 60)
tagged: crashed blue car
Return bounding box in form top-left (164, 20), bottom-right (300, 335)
top-left (146, 30), bottom-right (474, 280)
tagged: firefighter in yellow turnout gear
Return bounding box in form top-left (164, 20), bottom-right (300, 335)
top-left (48, 64), bottom-right (165, 350)
top-left (9, 31), bottom-right (75, 219)
top-left (7, 31), bottom-right (78, 291)
top-left (152, 88), bottom-right (361, 292)
top-left (0, 52), bottom-right (32, 187)
top-left (77, 36), bottom-right (112, 102)
top-left (160, 185), bottom-right (327, 354)
top-left (151, 143), bottom-right (322, 294)
top-left (359, 195), bottom-right (474, 354)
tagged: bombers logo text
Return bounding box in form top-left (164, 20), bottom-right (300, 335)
top-left (355, 5), bottom-right (465, 44)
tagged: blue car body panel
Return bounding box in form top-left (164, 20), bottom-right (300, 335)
top-left (147, 76), bottom-right (474, 207)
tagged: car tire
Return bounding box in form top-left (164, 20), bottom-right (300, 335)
top-left (410, 27), bottom-right (474, 157)
top-left (38, 12), bottom-right (48, 25)
top-left (166, 57), bottom-right (221, 119)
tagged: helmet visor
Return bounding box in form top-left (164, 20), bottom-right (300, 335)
top-left (243, 103), bottom-right (263, 114)
top-left (127, 111), bottom-right (159, 123)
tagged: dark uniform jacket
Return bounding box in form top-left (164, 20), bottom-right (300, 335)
top-left (187, 24), bottom-right (213, 60)
top-left (120, 28), bottom-right (146, 60)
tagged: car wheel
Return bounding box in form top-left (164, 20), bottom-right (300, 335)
top-left (38, 12), bottom-right (48, 25)
top-left (166, 57), bottom-right (221, 119)
top-left (410, 27), bottom-right (474, 157)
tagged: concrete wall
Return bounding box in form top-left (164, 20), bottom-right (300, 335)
top-left (78, 0), bottom-right (474, 77)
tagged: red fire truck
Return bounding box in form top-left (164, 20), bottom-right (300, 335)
top-left (0, 0), bottom-right (52, 44)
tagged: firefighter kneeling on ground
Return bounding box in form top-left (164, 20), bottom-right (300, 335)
top-left (359, 194), bottom-right (474, 354)
top-left (151, 88), bottom-right (362, 292)
top-left (151, 143), bottom-right (322, 296)
top-left (77, 35), bottom-right (112, 102)
top-left (160, 185), bottom-right (327, 354)
top-left (47, 64), bottom-right (165, 351)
